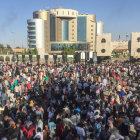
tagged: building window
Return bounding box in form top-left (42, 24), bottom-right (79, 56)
top-left (72, 21), bottom-right (74, 23)
top-left (91, 37), bottom-right (93, 39)
top-left (137, 37), bottom-right (140, 42)
top-left (91, 41), bottom-right (93, 43)
top-left (101, 49), bottom-right (106, 53)
top-left (28, 22), bottom-right (35, 26)
top-left (91, 25), bottom-right (93, 27)
top-left (72, 37), bottom-right (74, 39)
top-left (72, 12), bottom-right (74, 15)
top-left (101, 38), bottom-right (106, 43)
top-left (68, 11), bottom-right (69, 15)
top-left (57, 11), bottom-right (58, 15)
top-left (62, 11), bottom-right (64, 15)
top-left (28, 27), bottom-right (36, 30)
top-left (34, 14), bottom-right (39, 18)
top-left (29, 45), bottom-right (36, 48)
top-left (72, 33), bottom-right (74, 35)
top-left (29, 40), bottom-right (36, 44)
top-left (28, 31), bottom-right (36, 35)
top-left (91, 29), bottom-right (93, 31)
top-left (137, 48), bottom-right (140, 52)
top-left (29, 36), bottom-right (36, 39)
top-left (72, 25), bottom-right (74, 27)
top-left (72, 29), bottom-right (74, 31)
top-left (91, 33), bottom-right (93, 35)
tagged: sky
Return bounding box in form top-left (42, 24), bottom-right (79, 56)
top-left (0, 0), bottom-right (140, 48)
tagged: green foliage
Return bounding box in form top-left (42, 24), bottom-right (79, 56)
top-left (22, 48), bottom-right (38, 55)
top-left (0, 56), bottom-right (4, 61)
top-left (62, 45), bottom-right (76, 55)
top-left (5, 56), bottom-right (10, 61)
top-left (0, 44), bottom-right (13, 54)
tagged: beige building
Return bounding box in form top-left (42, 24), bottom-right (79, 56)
top-left (131, 32), bottom-right (140, 58)
top-left (27, 8), bottom-right (140, 60)
top-left (27, 8), bottom-right (96, 56)
top-left (96, 33), bottom-right (112, 56)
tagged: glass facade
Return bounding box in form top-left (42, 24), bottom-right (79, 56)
top-left (62, 20), bottom-right (68, 41)
top-left (28, 27), bottom-right (36, 30)
top-left (28, 22), bottom-right (35, 26)
top-left (51, 43), bottom-right (89, 51)
top-left (50, 14), bottom-right (56, 41)
top-left (77, 16), bottom-right (87, 41)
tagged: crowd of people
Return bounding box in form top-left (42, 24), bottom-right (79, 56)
top-left (0, 61), bottom-right (139, 140)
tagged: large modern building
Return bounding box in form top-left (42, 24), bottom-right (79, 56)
top-left (27, 8), bottom-right (96, 58)
top-left (27, 8), bottom-right (140, 60)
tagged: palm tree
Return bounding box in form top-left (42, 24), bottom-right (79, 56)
top-left (0, 44), bottom-right (5, 54)
top-left (7, 44), bottom-right (13, 54)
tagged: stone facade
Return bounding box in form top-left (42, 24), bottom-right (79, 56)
top-left (96, 33), bottom-right (112, 56)
top-left (131, 32), bottom-right (140, 58)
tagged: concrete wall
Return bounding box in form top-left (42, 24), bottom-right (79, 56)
top-left (131, 32), bottom-right (140, 58)
top-left (86, 15), bottom-right (96, 52)
top-left (68, 18), bottom-right (77, 42)
top-left (96, 33), bottom-right (112, 56)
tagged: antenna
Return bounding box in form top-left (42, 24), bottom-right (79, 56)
top-left (46, 6), bottom-right (49, 10)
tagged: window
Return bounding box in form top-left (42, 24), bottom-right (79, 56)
top-left (72, 12), bottom-right (74, 15)
top-left (34, 14), bottom-right (39, 18)
top-left (72, 37), bottom-right (74, 39)
top-left (29, 36), bottom-right (36, 39)
top-left (28, 31), bottom-right (36, 35)
top-left (101, 38), bottom-right (106, 43)
top-left (29, 45), bottom-right (36, 48)
top-left (28, 22), bottom-right (35, 26)
top-left (57, 11), bottom-right (58, 15)
top-left (29, 40), bottom-right (36, 44)
top-left (72, 21), bottom-right (74, 23)
top-left (101, 49), bottom-right (106, 53)
top-left (91, 29), bottom-right (93, 31)
top-left (68, 11), bottom-right (69, 15)
top-left (137, 37), bottom-right (140, 42)
top-left (72, 29), bottom-right (74, 31)
top-left (62, 11), bottom-right (64, 15)
top-left (91, 33), bottom-right (93, 35)
top-left (72, 25), bottom-right (74, 27)
top-left (137, 48), bottom-right (140, 52)
top-left (77, 16), bottom-right (87, 41)
top-left (72, 33), bottom-right (74, 35)
top-left (91, 37), bottom-right (93, 39)
top-left (91, 41), bottom-right (93, 43)
top-left (28, 27), bottom-right (36, 30)
top-left (91, 25), bottom-right (93, 27)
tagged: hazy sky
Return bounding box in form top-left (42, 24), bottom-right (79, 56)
top-left (0, 0), bottom-right (140, 48)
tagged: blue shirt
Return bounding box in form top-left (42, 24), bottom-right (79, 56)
top-left (48, 122), bottom-right (56, 131)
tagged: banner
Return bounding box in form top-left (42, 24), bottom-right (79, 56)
top-left (93, 52), bottom-right (97, 62)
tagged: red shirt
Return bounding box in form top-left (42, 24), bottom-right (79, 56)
top-left (27, 83), bottom-right (31, 89)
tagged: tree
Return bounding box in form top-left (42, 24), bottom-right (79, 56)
top-left (62, 44), bottom-right (75, 55)
top-left (16, 46), bottom-right (21, 49)
top-left (7, 44), bottom-right (13, 54)
top-left (0, 44), bottom-right (5, 54)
